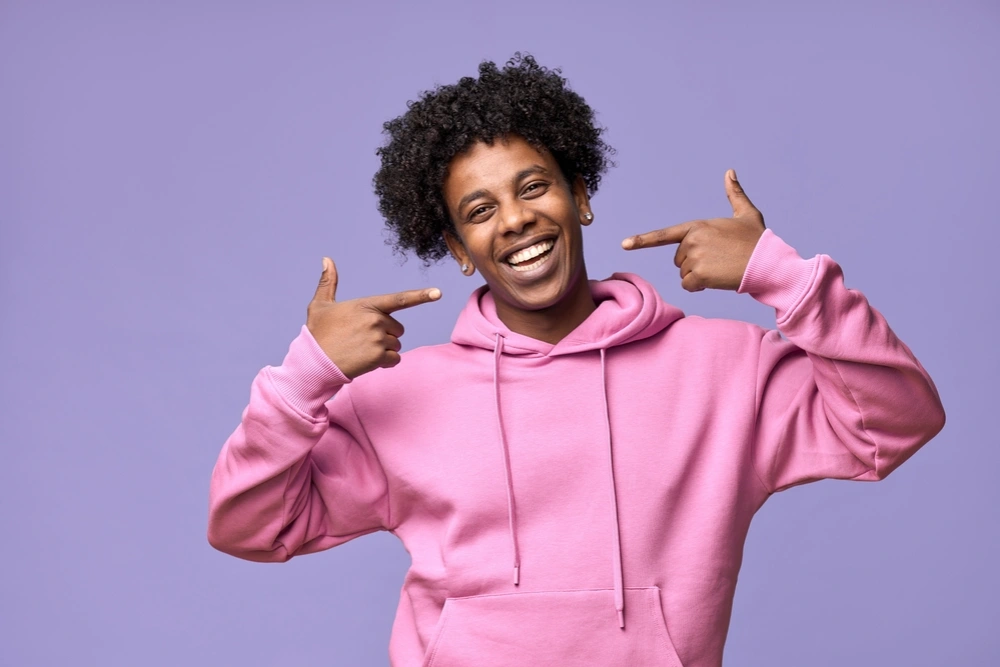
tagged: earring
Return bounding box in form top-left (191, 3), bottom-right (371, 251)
top-left (461, 263), bottom-right (472, 275)
top-left (584, 212), bottom-right (594, 221)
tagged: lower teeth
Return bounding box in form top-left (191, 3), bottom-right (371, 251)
top-left (510, 250), bottom-right (551, 272)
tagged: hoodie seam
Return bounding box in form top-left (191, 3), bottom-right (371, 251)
top-left (830, 358), bottom-right (881, 477)
top-left (345, 387), bottom-right (395, 531)
top-left (749, 333), bottom-right (775, 496)
top-left (277, 463), bottom-right (295, 551)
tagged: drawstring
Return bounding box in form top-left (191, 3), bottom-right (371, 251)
top-left (600, 348), bottom-right (626, 629)
top-left (491, 336), bottom-right (622, 626)
top-left (493, 334), bottom-right (521, 586)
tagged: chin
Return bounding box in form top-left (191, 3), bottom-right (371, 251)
top-left (502, 276), bottom-right (577, 312)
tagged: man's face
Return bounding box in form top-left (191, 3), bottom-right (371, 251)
top-left (443, 135), bottom-right (592, 315)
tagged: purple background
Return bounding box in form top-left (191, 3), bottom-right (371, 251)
top-left (2, 1), bottom-right (997, 665)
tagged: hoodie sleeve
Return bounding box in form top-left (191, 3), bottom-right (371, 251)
top-left (737, 229), bottom-right (946, 494)
top-left (207, 325), bottom-right (390, 562)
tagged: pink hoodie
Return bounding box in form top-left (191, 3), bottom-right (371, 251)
top-left (208, 229), bottom-right (945, 666)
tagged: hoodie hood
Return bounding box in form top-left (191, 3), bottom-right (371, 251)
top-left (451, 272), bottom-right (685, 354)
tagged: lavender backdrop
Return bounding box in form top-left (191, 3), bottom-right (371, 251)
top-left (2, 1), bottom-right (997, 665)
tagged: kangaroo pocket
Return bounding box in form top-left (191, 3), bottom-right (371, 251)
top-left (422, 587), bottom-right (684, 667)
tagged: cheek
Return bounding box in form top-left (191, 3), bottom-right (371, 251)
top-left (548, 198), bottom-right (578, 225)
top-left (459, 231), bottom-right (493, 264)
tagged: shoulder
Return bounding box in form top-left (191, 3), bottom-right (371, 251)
top-left (629, 314), bottom-right (774, 371)
top-left (667, 313), bottom-right (769, 344)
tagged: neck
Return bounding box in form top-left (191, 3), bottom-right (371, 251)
top-left (492, 271), bottom-right (597, 345)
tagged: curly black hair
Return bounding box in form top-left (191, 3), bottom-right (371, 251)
top-left (373, 52), bottom-right (616, 264)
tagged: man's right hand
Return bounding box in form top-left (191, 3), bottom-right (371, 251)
top-left (307, 257), bottom-right (441, 379)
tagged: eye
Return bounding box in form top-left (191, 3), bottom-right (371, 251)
top-left (522, 181), bottom-right (548, 196)
top-left (468, 205), bottom-right (491, 222)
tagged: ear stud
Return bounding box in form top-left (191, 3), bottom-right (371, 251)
top-left (584, 212), bottom-right (594, 221)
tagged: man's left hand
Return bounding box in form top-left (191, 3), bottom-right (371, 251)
top-left (622, 170), bottom-right (766, 292)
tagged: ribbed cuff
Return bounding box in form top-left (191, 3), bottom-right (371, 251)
top-left (737, 228), bottom-right (819, 318)
top-left (267, 325), bottom-right (352, 417)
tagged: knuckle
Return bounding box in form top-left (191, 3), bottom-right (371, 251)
top-left (686, 270), bottom-right (706, 290)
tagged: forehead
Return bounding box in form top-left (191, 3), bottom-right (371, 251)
top-left (443, 136), bottom-right (559, 199)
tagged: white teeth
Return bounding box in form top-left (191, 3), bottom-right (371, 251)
top-left (510, 256), bottom-right (548, 272)
top-left (506, 240), bottom-right (554, 267)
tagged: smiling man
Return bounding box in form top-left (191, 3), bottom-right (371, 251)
top-left (208, 53), bottom-right (946, 666)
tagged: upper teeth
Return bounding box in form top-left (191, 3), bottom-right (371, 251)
top-left (507, 240), bottom-right (554, 265)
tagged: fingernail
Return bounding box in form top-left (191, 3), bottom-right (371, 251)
top-left (729, 169), bottom-right (738, 182)
top-left (428, 288), bottom-right (441, 300)
top-left (622, 238), bottom-right (634, 249)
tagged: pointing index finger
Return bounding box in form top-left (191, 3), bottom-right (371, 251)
top-left (622, 221), bottom-right (696, 250)
top-left (366, 287), bottom-right (442, 314)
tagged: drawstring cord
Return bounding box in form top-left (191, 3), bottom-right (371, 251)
top-left (493, 334), bottom-right (521, 585)
top-left (491, 336), bottom-right (623, 625)
top-left (601, 348), bottom-right (626, 629)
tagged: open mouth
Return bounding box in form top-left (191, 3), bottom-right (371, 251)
top-left (504, 239), bottom-right (555, 272)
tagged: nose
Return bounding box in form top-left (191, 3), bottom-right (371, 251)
top-left (497, 200), bottom-right (536, 236)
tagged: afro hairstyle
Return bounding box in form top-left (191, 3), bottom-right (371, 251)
top-left (372, 52), bottom-right (616, 264)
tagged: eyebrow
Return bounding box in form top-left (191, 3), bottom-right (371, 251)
top-left (456, 165), bottom-right (552, 213)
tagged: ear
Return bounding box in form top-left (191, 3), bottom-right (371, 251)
top-left (444, 230), bottom-right (473, 272)
top-left (572, 175), bottom-right (593, 225)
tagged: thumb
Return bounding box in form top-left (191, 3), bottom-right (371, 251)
top-left (725, 169), bottom-right (756, 217)
top-left (314, 257), bottom-right (338, 302)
